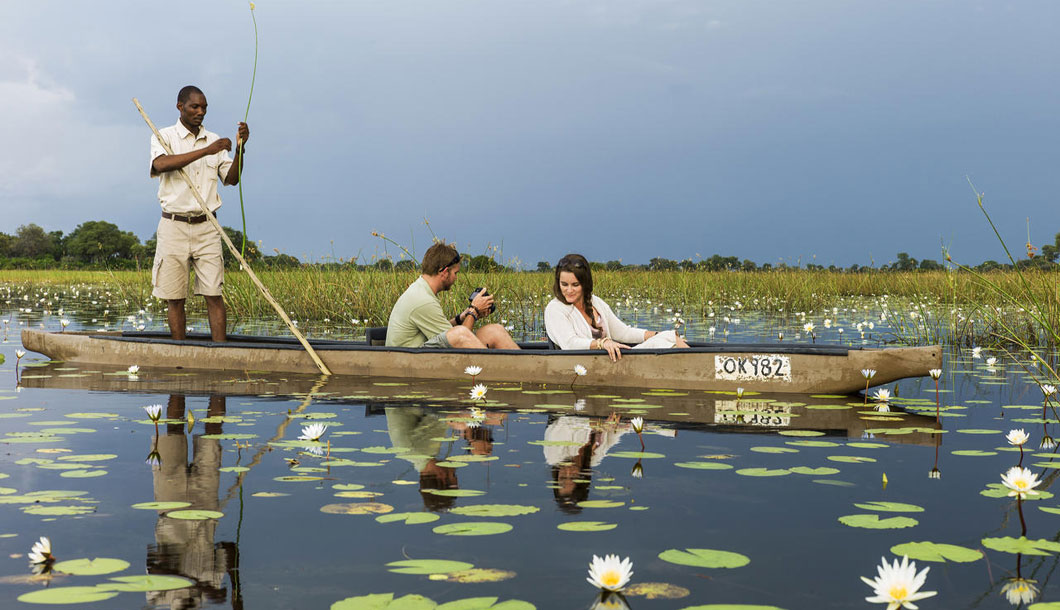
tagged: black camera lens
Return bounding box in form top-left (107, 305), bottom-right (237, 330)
top-left (469, 288), bottom-right (496, 314)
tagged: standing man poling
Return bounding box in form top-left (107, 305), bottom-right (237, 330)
top-left (150, 85), bottom-right (249, 342)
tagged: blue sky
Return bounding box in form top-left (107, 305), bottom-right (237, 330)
top-left (1, 0), bottom-right (1057, 268)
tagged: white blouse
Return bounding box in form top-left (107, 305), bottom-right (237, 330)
top-left (544, 295), bottom-right (647, 350)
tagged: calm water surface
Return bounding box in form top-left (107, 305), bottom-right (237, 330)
top-left (0, 301), bottom-right (1058, 609)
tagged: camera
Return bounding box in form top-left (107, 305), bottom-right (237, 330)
top-left (468, 287), bottom-right (496, 314)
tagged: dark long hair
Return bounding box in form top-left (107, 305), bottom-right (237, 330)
top-left (552, 253), bottom-right (600, 330)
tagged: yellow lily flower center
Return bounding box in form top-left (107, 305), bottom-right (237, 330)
top-left (601, 570), bottom-right (621, 587)
top-left (889, 585), bottom-right (908, 601)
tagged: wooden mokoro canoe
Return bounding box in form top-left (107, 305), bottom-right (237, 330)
top-left (21, 329), bottom-right (941, 394)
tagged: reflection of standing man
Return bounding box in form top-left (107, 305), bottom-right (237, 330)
top-left (150, 85), bottom-right (250, 342)
top-left (149, 394), bottom-right (238, 608)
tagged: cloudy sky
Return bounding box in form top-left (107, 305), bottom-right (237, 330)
top-left (1, 0), bottom-right (1057, 268)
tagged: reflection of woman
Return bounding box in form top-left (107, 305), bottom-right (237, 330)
top-left (544, 253), bottom-right (689, 361)
top-left (544, 415), bottom-right (627, 513)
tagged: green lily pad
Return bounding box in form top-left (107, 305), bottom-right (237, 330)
top-left (22, 505), bottom-right (95, 516)
top-left (750, 446), bottom-right (799, 454)
top-left (827, 455), bottom-right (876, 464)
top-left (675, 605), bottom-right (785, 610)
top-left (777, 430), bottom-right (825, 437)
top-left (846, 442), bottom-right (889, 449)
top-left (981, 484), bottom-right (1054, 500)
top-left (321, 503), bottom-right (394, 515)
top-left (577, 500), bottom-right (625, 508)
top-left (674, 462), bottom-right (733, 470)
top-left (957, 429), bottom-right (1001, 434)
top-left (376, 512), bottom-right (441, 525)
top-left (981, 536), bottom-right (1060, 556)
top-left (450, 504), bottom-right (540, 517)
top-left (735, 468), bottom-right (790, 477)
top-left (132, 501), bottom-right (192, 510)
top-left (166, 509), bottom-right (224, 520)
top-left (557, 521), bottom-right (618, 532)
top-left (386, 559), bottom-right (474, 575)
top-left (609, 451), bottom-right (666, 459)
top-left (99, 574), bottom-right (195, 592)
top-left (433, 522), bottom-right (513, 536)
top-left (889, 541), bottom-right (983, 563)
top-left (658, 548), bottom-right (750, 569)
top-left (838, 514), bottom-right (918, 529)
top-left (52, 557), bottom-right (130, 575)
top-left (623, 582), bottom-right (690, 599)
top-left (57, 454), bottom-right (117, 462)
top-left (790, 467), bottom-right (840, 476)
top-left (951, 450), bottom-right (997, 457)
top-left (425, 489), bottom-right (485, 497)
top-left (17, 586), bottom-right (119, 605)
top-left (854, 501), bottom-right (925, 513)
top-left (786, 440), bottom-right (841, 448)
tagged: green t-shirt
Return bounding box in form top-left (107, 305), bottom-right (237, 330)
top-left (385, 276), bottom-right (451, 347)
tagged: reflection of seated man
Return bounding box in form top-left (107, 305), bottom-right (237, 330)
top-left (386, 407), bottom-right (461, 511)
top-left (148, 395), bottom-right (237, 608)
top-left (543, 415), bottom-right (626, 513)
top-left (385, 242), bottom-right (520, 349)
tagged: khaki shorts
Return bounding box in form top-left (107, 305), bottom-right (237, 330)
top-left (151, 216), bottom-right (224, 299)
top-left (421, 329), bottom-right (452, 348)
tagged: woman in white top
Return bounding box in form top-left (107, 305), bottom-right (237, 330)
top-left (544, 253), bottom-right (689, 361)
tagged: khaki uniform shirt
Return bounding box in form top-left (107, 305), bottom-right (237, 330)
top-left (385, 277), bottom-right (452, 347)
top-left (150, 122), bottom-right (234, 214)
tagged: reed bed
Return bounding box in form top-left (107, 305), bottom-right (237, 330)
top-left (3, 268), bottom-right (1057, 347)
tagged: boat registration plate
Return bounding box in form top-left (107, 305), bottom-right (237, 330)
top-left (714, 354), bottom-right (792, 382)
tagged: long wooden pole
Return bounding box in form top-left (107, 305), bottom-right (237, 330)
top-left (132, 97), bottom-right (332, 376)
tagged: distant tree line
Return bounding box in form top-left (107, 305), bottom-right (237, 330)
top-left (2, 220), bottom-right (1059, 273)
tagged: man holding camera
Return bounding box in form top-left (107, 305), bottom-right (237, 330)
top-left (385, 242), bottom-right (520, 349)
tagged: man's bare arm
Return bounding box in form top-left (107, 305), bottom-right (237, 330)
top-left (152, 138), bottom-right (230, 174)
top-left (223, 122), bottom-right (250, 185)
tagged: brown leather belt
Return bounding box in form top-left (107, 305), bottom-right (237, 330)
top-left (162, 211), bottom-right (214, 224)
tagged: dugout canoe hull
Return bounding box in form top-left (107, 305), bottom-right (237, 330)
top-left (21, 329), bottom-right (940, 394)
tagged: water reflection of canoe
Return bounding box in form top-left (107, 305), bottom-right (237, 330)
top-left (21, 329), bottom-right (940, 394)
top-left (17, 365), bottom-right (940, 445)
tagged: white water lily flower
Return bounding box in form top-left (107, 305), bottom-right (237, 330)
top-left (464, 365), bottom-right (482, 376)
top-left (803, 322), bottom-right (815, 334)
top-left (1001, 466), bottom-right (1042, 499)
top-left (1001, 577), bottom-right (1039, 606)
top-left (302, 444), bottom-right (325, 456)
top-left (928, 369), bottom-right (942, 380)
top-left (872, 388), bottom-right (891, 403)
top-left (1041, 384), bottom-right (1057, 397)
top-left (860, 555), bottom-right (936, 610)
top-left (127, 365), bottom-right (140, 375)
top-left (1006, 429), bottom-right (1030, 447)
top-left (928, 468), bottom-right (941, 480)
top-left (28, 536), bottom-right (52, 564)
top-left (736, 387), bottom-right (745, 399)
top-left (862, 369), bottom-right (877, 380)
top-left (574, 399), bottom-right (587, 411)
top-left (630, 417), bottom-right (644, 434)
top-left (1042, 435), bottom-right (1058, 451)
top-left (60, 319), bottom-right (69, 329)
top-left (469, 383), bottom-right (488, 401)
top-left (986, 357), bottom-right (998, 366)
top-left (777, 331), bottom-right (784, 340)
top-left (15, 349), bottom-right (25, 359)
top-left (145, 451), bottom-right (161, 467)
top-left (875, 403), bottom-right (891, 413)
top-left (630, 462), bottom-right (643, 479)
top-left (971, 346), bottom-right (982, 358)
top-left (574, 364), bottom-right (588, 376)
top-left (587, 554), bottom-right (633, 592)
top-left (143, 404), bottom-right (163, 422)
top-left (298, 423), bottom-right (328, 442)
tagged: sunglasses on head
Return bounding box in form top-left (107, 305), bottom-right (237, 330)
top-left (443, 253), bottom-right (461, 270)
top-left (558, 257), bottom-right (586, 269)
